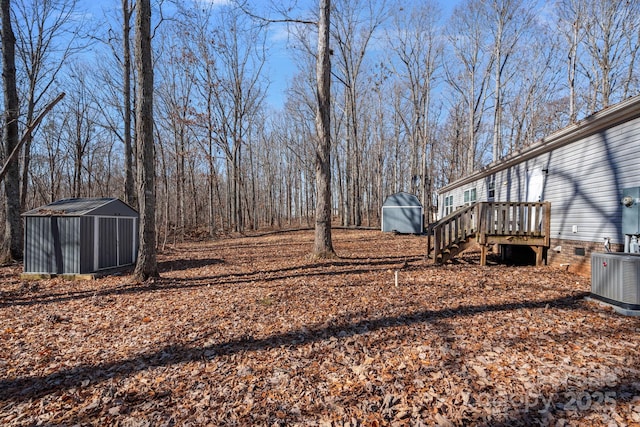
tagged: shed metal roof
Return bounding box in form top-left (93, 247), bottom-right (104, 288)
top-left (382, 192), bottom-right (422, 207)
top-left (23, 198), bottom-right (138, 217)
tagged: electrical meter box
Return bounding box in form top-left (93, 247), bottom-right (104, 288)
top-left (621, 187), bottom-right (640, 235)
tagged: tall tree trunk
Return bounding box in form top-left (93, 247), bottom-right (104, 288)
top-left (207, 145), bottom-right (217, 236)
top-left (467, 75), bottom-right (476, 174)
top-left (176, 129), bottom-right (185, 237)
top-left (492, 12), bottom-right (503, 163)
top-left (133, 0), bottom-right (158, 280)
top-left (15, 0), bottom-right (82, 212)
top-left (312, 0), bottom-right (335, 258)
top-left (569, 18), bottom-right (579, 123)
top-left (206, 88), bottom-right (217, 237)
top-left (1, 0), bottom-right (23, 262)
top-left (350, 87), bottom-right (362, 226)
top-left (123, 0), bottom-right (136, 207)
top-left (73, 129), bottom-right (83, 197)
top-left (492, 46), bottom-right (502, 162)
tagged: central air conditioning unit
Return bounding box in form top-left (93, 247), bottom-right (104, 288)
top-left (590, 186), bottom-right (640, 315)
top-left (591, 252), bottom-right (640, 314)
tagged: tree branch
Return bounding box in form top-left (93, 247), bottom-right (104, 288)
top-left (0, 92), bottom-right (65, 184)
top-left (235, 0), bottom-right (316, 26)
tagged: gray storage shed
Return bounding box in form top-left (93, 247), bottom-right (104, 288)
top-left (381, 192), bottom-right (424, 234)
top-left (23, 198), bottom-right (139, 275)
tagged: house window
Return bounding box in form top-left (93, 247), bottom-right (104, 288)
top-left (444, 195), bottom-right (454, 216)
top-left (463, 188), bottom-right (476, 206)
top-left (488, 179), bottom-right (495, 200)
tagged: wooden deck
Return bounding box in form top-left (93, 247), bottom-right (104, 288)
top-left (427, 202), bottom-right (551, 265)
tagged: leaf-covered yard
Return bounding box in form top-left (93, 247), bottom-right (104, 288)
top-left (1, 229), bottom-right (639, 426)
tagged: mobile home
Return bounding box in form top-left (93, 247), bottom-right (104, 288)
top-left (436, 95), bottom-right (640, 274)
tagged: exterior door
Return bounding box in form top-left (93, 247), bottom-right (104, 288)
top-left (526, 167), bottom-right (544, 202)
top-left (526, 167), bottom-right (545, 231)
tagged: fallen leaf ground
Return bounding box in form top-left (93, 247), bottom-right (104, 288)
top-left (1, 229), bottom-right (639, 426)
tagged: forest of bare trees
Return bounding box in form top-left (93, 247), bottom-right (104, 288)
top-left (2, 0), bottom-right (640, 259)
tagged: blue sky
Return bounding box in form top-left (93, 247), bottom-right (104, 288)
top-left (79, 0), bottom-right (460, 109)
top-left (262, 0), bottom-right (461, 109)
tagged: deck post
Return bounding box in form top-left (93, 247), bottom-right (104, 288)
top-left (480, 245), bottom-right (487, 266)
top-left (543, 202), bottom-right (551, 247)
top-left (534, 246), bottom-right (543, 266)
top-left (478, 203), bottom-right (486, 245)
top-left (434, 226), bottom-right (441, 263)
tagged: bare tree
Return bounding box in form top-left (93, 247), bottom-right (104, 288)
top-left (13, 0), bottom-right (85, 210)
top-left (505, 24), bottom-right (564, 151)
top-left (156, 38), bottom-right (197, 239)
top-left (554, 0), bottom-right (640, 116)
top-left (0, 0), bottom-right (23, 262)
top-left (185, 6), bottom-right (223, 236)
top-left (89, 2), bottom-right (136, 206)
top-left (368, 70), bottom-right (391, 222)
top-left (121, 0), bottom-right (136, 207)
top-left (133, 0), bottom-right (158, 281)
top-left (194, 5), bottom-right (267, 233)
top-left (41, 116), bottom-right (67, 203)
top-left (275, 70), bottom-right (318, 227)
top-left (312, 0), bottom-right (335, 258)
top-left (387, 1), bottom-right (442, 222)
top-left (440, 96), bottom-right (468, 184)
top-left (236, 0), bottom-right (337, 250)
top-left (483, 0), bottom-right (535, 162)
top-left (556, 0), bottom-right (587, 123)
top-left (581, 0), bottom-right (637, 110)
top-left (61, 65), bottom-right (98, 198)
top-left (445, 0), bottom-right (493, 173)
top-left (175, 3), bottom-right (259, 234)
top-left (621, 2), bottom-right (640, 98)
top-left (332, 0), bottom-right (388, 227)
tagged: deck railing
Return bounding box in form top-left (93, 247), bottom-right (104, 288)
top-left (428, 203), bottom-right (478, 263)
top-left (428, 201), bottom-right (551, 264)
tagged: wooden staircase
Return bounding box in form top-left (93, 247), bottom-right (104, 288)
top-left (427, 202), bottom-right (551, 265)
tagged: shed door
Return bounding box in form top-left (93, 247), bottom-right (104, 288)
top-left (118, 218), bottom-right (135, 265)
top-left (98, 218), bottom-right (118, 269)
